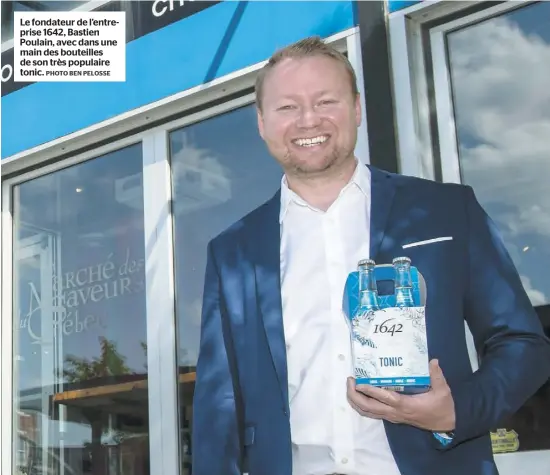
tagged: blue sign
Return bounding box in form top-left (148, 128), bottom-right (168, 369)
top-left (387, 1), bottom-right (423, 13)
top-left (2, 1), bottom-right (355, 159)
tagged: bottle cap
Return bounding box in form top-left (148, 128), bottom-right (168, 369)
top-left (358, 258), bottom-right (375, 268)
top-left (392, 256), bottom-right (411, 265)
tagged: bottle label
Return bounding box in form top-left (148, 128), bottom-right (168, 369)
top-left (351, 306), bottom-right (430, 390)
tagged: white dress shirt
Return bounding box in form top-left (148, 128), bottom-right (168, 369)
top-left (280, 161), bottom-right (402, 475)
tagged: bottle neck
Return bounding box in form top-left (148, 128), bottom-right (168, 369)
top-left (395, 266), bottom-right (412, 289)
top-left (394, 265), bottom-right (414, 306)
top-left (360, 289), bottom-right (379, 310)
top-left (358, 269), bottom-right (379, 310)
top-left (395, 290), bottom-right (414, 307)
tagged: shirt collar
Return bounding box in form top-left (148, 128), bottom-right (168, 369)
top-left (279, 160), bottom-right (370, 223)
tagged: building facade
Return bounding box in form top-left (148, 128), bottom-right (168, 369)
top-left (1, 1), bottom-right (548, 474)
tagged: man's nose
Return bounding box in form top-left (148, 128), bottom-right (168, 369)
top-left (296, 106), bottom-right (321, 128)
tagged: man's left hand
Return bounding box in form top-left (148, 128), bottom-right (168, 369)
top-left (346, 359), bottom-right (456, 432)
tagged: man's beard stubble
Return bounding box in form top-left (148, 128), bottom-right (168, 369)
top-left (283, 144), bottom-right (349, 178)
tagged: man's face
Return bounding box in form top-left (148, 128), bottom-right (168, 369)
top-left (257, 55), bottom-right (361, 177)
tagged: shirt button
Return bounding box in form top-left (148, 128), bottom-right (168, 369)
top-left (338, 354), bottom-right (345, 361)
top-left (342, 457), bottom-right (349, 464)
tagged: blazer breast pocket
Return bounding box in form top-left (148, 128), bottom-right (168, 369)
top-left (398, 236), bottom-right (455, 273)
top-left (401, 236), bottom-right (453, 250)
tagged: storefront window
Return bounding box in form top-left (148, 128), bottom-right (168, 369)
top-left (13, 143), bottom-right (150, 475)
top-left (445, 1), bottom-right (550, 452)
top-left (169, 103), bottom-right (282, 474)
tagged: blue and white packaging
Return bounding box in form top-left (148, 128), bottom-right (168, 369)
top-left (343, 263), bottom-right (430, 394)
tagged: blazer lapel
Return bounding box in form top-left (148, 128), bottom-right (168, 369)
top-left (249, 191), bottom-right (289, 412)
top-left (368, 165), bottom-right (397, 262)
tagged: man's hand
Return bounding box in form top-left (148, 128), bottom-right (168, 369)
top-left (346, 359), bottom-right (456, 432)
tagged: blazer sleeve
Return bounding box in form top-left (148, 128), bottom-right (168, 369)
top-left (446, 185), bottom-right (550, 448)
top-left (192, 241), bottom-right (244, 474)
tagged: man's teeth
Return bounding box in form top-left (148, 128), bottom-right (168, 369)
top-left (294, 136), bottom-right (328, 147)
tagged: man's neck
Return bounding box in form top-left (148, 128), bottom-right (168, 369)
top-left (285, 158), bottom-right (359, 211)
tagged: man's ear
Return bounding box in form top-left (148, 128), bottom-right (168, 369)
top-left (355, 93), bottom-right (362, 128)
top-left (257, 106), bottom-right (265, 140)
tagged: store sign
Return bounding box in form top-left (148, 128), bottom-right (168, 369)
top-left (19, 247), bottom-right (145, 345)
top-left (1, 0), bottom-right (220, 96)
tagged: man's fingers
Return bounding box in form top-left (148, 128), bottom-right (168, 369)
top-left (348, 398), bottom-right (399, 423)
top-left (356, 384), bottom-right (402, 408)
top-left (347, 395), bottom-right (386, 420)
top-left (347, 378), bottom-right (399, 421)
top-left (348, 397), bottom-right (380, 418)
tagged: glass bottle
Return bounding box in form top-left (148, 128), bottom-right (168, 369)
top-left (393, 256), bottom-right (415, 307)
top-left (358, 258), bottom-right (380, 312)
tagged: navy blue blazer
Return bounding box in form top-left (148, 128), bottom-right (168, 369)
top-left (192, 165), bottom-right (550, 475)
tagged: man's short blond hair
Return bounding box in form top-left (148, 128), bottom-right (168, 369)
top-left (255, 36), bottom-right (359, 111)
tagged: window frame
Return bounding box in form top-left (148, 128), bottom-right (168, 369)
top-left (1, 26), bottom-right (367, 475)
top-left (387, 0), bottom-right (476, 179)
top-left (389, 0), bottom-right (540, 180)
top-left (428, 1), bottom-right (540, 184)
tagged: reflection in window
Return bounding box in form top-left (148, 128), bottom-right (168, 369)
top-left (13, 143), bottom-right (150, 475)
top-left (445, 2), bottom-right (550, 453)
top-left (170, 103), bottom-right (282, 474)
top-left (448, 1), bottom-right (550, 308)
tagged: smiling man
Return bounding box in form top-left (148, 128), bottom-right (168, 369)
top-left (192, 36), bottom-right (550, 475)
top-left (255, 45), bottom-right (361, 212)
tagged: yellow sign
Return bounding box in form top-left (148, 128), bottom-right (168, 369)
top-left (491, 428), bottom-right (519, 454)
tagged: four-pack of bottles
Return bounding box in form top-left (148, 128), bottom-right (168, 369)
top-left (343, 257), bottom-right (430, 394)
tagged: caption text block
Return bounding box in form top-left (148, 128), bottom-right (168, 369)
top-left (14, 11), bottom-right (126, 82)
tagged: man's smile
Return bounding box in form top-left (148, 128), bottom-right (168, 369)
top-left (291, 135), bottom-right (329, 147)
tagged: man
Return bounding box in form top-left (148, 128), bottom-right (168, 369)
top-left (192, 36), bottom-right (550, 475)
